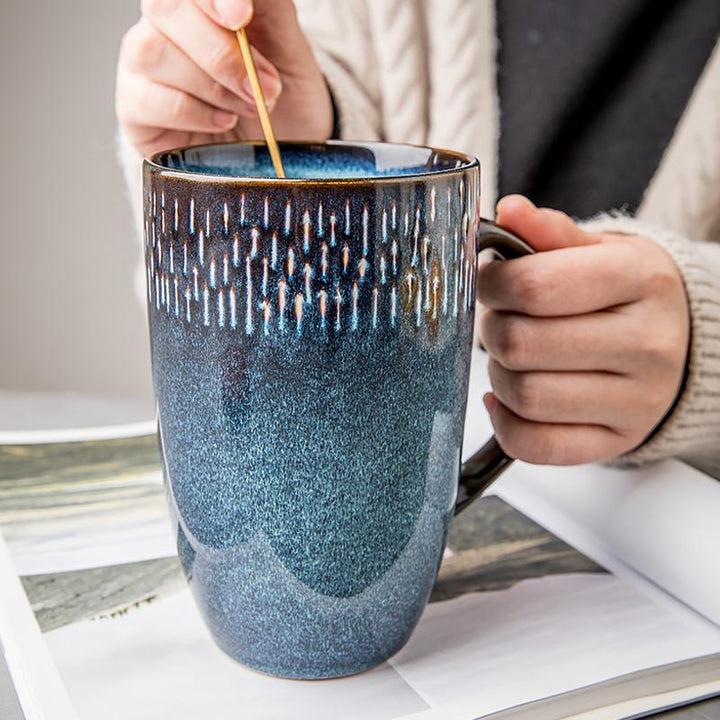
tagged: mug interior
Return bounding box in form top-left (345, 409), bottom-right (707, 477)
top-left (149, 140), bottom-right (475, 181)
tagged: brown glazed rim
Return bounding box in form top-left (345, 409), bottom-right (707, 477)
top-left (144, 139), bottom-right (480, 186)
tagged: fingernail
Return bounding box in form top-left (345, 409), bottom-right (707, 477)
top-left (212, 109), bottom-right (237, 128)
top-left (483, 392), bottom-right (496, 412)
top-left (213, 0), bottom-right (252, 29)
top-left (240, 72), bottom-right (282, 106)
top-left (496, 194), bottom-right (535, 214)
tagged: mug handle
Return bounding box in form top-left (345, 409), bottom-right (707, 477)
top-left (455, 218), bottom-right (535, 514)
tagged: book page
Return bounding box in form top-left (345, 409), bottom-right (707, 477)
top-left (496, 460), bottom-right (720, 627)
top-left (389, 574), bottom-right (719, 718)
top-left (31, 493), bottom-right (720, 720)
top-left (0, 533), bottom-right (77, 720)
top-left (41, 570), bottom-right (720, 720)
top-left (463, 349), bottom-right (720, 626)
top-left (44, 590), bottom-right (427, 720)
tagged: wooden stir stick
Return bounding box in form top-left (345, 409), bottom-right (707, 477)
top-left (235, 28), bottom-right (286, 178)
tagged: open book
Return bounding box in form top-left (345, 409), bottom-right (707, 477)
top-left (1, 351), bottom-right (719, 720)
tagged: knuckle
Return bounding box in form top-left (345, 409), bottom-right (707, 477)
top-left (493, 316), bottom-right (529, 370)
top-left (495, 424), bottom-right (557, 465)
top-left (507, 373), bottom-right (542, 419)
top-left (209, 80), bottom-right (232, 106)
top-left (208, 42), bottom-right (238, 79)
top-left (141, 0), bottom-right (180, 19)
top-left (639, 324), bottom-right (684, 368)
top-left (652, 332), bottom-right (678, 364)
top-left (645, 265), bottom-right (679, 298)
top-left (168, 90), bottom-right (188, 126)
top-left (524, 432), bottom-right (563, 465)
top-left (123, 22), bottom-right (164, 74)
top-left (512, 264), bottom-right (547, 311)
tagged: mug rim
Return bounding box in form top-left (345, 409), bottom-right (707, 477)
top-left (144, 139), bottom-right (479, 185)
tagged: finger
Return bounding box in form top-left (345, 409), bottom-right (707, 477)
top-left (483, 393), bottom-right (632, 465)
top-left (142, 0), bottom-right (281, 101)
top-left (479, 308), bottom-right (640, 373)
top-left (196, 0), bottom-right (318, 76)
top-left (477, 238), bottom-right (644, 316)
top-left (122, 127), bottom-right (191, 158)
top-left (487, 359), bottom-right (659, 433)
top-left (196, 0), bottom-right (253, 30)
top-left (495, 195), bottom-right (601, 252)
top-left (117, 68), bottom-right (238, 133)
top-left (122, 19), bottom-right (259, 118)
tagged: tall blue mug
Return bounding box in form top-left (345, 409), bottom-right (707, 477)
top-left (143, 141), bottom-right (533, 679)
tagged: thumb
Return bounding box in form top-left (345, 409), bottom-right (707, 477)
top-left (495, 195), bottom-right (601, 253)
top-left (204, 0), bottom-right (313, 73)
top-left (204, 0), bottom-right (254, 29)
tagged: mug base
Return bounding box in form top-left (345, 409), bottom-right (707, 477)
top-left (231, 655), bottom-right (390, 681)
top-left (213, 633), bottom-right (405, 681)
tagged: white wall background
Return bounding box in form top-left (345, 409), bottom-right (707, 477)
top-left (0, 1), bottom-right (153, 401)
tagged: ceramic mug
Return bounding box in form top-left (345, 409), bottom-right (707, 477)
top-left (143, 140), bottom-right (532, 679)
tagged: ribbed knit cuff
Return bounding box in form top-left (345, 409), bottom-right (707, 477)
top-left (582, 213), bottom-right (720, 465)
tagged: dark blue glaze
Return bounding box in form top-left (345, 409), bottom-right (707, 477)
top-left (144, 141), bottom-right (480, 678)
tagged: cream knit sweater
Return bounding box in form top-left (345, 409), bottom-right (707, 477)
top-left (120, 1), bottom-right (720, 470)
top-left (290, 0), bottom-right (720, 470)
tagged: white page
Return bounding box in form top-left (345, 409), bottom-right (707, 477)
top-left (463, 349), bottom-right (720, 625)
top-left (389, 573), bottom-right (720, 718)
top-left (44, 591), bottom-right (428, 720)
top-left (44, 571), bottom-right (720, 720)
top-left (496, 461), bottom-right (720, 627)
top-left (0, 532), bottom-right (78, 720)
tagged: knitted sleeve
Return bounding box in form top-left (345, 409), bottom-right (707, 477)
top-left (581, 214), bottom-right (720, 466)
top-left (293, 0), bottom-right (382, 141)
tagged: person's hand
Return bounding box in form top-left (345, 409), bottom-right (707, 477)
top-left (116, 0), bottom-right (333, 157)
top-left (478, 195), bottom-right (690, 465)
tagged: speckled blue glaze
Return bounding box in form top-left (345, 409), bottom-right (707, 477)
top-left (144, 141), bottom-right (481, 679)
